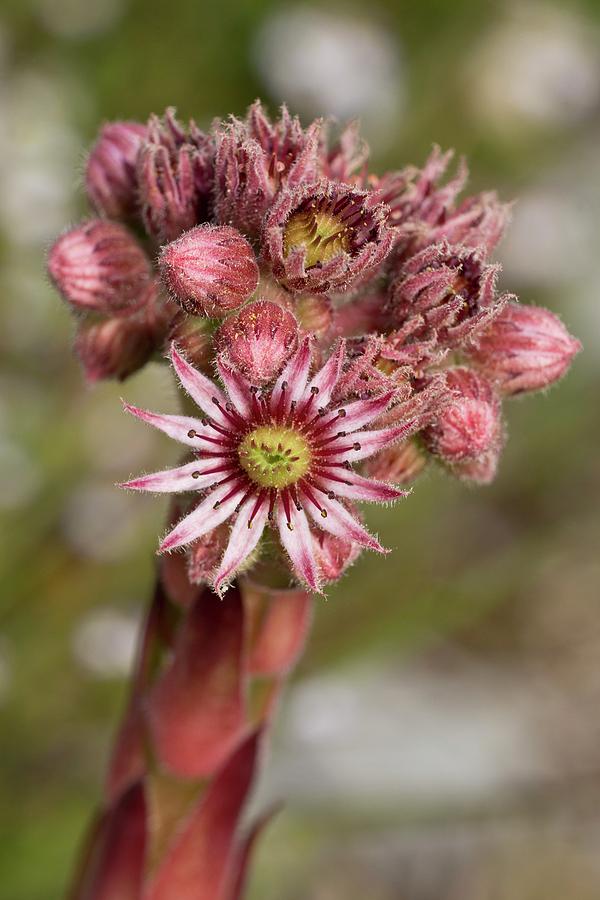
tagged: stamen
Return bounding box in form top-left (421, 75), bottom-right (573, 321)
top-left (281, 489), bottom-right (293, 528)
top-left (299, 481), bottom-right (327, 517)
top-left (212, 397), bottom-right (245, 429)
top-left (248, 490), bottom-right (267, 528)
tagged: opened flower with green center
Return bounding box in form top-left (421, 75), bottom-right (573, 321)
top-left (121, 340), bottom-right (410, 593)
top-left (263, 179), bottom-right (395, 294)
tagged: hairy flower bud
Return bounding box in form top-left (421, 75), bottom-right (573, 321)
top-left (213, 102), bottom-right (321, 236)
top-left (75, 316), bottom-right (155, 382)
top-left (48, 220), bottom-right (151, 316)
top-left (467, 302), bottom-right (581, 396)
top-left (216, 300), bottom-right (298, 384)
top-left (159, 225), bottom-right (258, 317)
top-left (313, 529), bottom-right (362, 583)
top-left (373, 146), bottom-right (467, 230)
top-left (364, 439), bottom-right (427, 485)
top-left (390, 242), bottom-right (510, 350)
top-left (321, 120), bottom-right (369, 183)
top-left (263, 180), bottom-right (394, 294)
top-left (138, 109), bottom-right (214, 244)
top-left (452, 446), bottom-right (501, 485)
top-left (426, 191), bottom-right (511, 256)
top-left (85, 121), bottom-right (147, 219)
top-left (423, 367), bottom-right (502, 464)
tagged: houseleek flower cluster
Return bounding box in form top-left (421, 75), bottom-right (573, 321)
top-left (48, 102), bottom-right (580, 595)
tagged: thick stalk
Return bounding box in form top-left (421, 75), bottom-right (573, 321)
top-left (68, 382), bottom-right (314, 900)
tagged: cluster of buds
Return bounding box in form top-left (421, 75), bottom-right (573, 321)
top-left (50, 101), bottom-right (582, 900)
top-left (48, 100), bottom-right (580, 588)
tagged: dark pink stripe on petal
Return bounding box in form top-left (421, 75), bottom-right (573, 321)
top-left (275, 499), bottom-right (321, 592)
top-left (270, 336), bottom-right (312, 416)
top-left (321, 391), bottom-right (395, 436)
top-left (305, 493), bottom-right (386, 552)
top-left (123, 403), bottom-right (207, 448)
top-left (213, 497), bottom-right (268, 596)
top-left (307, 339), bottom-right (345, 408)
top-left (217, 358), bottom-right (252, 418)
top-left (120, 458), bottom-right (233, 493)
top-left (170, 343), bottom-right (229, 423)
top-left (314, 470), bottom-right (408, 503)
top-left (320, 424), bottom-right (413, 462)
top-left (159, 482), bottom-right (245, 553)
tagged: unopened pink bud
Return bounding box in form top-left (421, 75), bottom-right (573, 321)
top-left (159, 225), bottom-right (259, 317)
top-left (48, 220), bottom-right (151, 315)
top-left (468, 302), bottom-right (581, 395)
top-left (364, 439), bottom-right (426, 485)
top-left (313, 528), bottom-right (362, 583)
top-left (137, 110), bottom-right (214, 244)
top-left (423, 367), bottom-right (502, 464)
top-left (85, 121), bottom-right (147, 219)
top-left (453, 446), bottom-right (501, 485)
top-left (75, 316), bottom-right (154, 382)
top-left (216, 300), bottom-right (298, 384)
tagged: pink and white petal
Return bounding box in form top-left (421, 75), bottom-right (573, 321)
top-left (159, 481), bottom-right (246, 553)
top-left (327, 391), bottom-right (395, 435)
top-left (217, 358), bottom-right (252, 418)
top-left (275, 499), bottom-right (322, 593)
top-left (213, 497), bottom-right (268, 596)
top-left (303, 492), bottom-right (386, 553)
top-left (321, 424), bottom-right (413, 462)
top-left (314, 470), bottom-right (408, 503)
top-left (170, 344), bottom-right (229, 424)
top-left (270, 337), bottom-right (312, 416)
top-left (307, 340), bottom-right (345, 408)
top-left (120, 458), bottom-right (235, 494)
top-left (123, 403), bottom-right (209, 448)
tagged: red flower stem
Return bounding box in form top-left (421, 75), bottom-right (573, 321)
top-left (69, 392), bottom-right (313, 900)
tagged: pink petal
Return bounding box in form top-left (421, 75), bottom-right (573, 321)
top-left (159, 481), bottom-right (245, 553)
top-left (303, 492), bottom-right (386, 552)
top-left (307, 339), bottom-right (345, 408)
top-left (121, 458), bottom-right (234, 493)
top-left (275, 499), bottom-right (321, 592)
top-left (144, 730), bottom-right (261, 900)
top-left (213, 497), bottom-right (268, 596)
top-left (270, 336), bottom-right (312, 415)
top-left (123, 403), bottom-right (207, 448)
top-left (322, 424), bottom-right (413, 462)
top-left (323, 390), bottom-right (395, 435)
top-left (170, 343), bottom-right (229, 424)
top-left (146, 586), bottom-right (246, 778)
top-left (217, 358), bottom-right (252, 418)
top-left (314, 470), bottom-right (408, 503)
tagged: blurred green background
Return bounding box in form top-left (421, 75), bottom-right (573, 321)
top-left (1, 0), bottom-right (599, 897)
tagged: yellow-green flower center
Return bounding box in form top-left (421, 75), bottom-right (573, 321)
top-left (283, 205), bottom-right (351, 268)
top-left (238, 425), bottom-right (311, 489)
